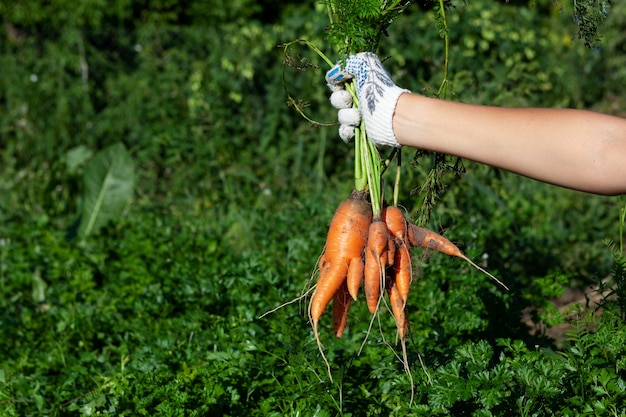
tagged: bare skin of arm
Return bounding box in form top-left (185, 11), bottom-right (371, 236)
top-left (392, 93), bottom-right (626, 196)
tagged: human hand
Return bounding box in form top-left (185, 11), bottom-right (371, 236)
top-left (325, 52), bottom-right (409, 147)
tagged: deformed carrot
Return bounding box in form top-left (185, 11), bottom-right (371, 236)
top-left (364, 219), bottom-right (389, 314)
top-left (310, 192), bottom-right (372, 323)
top-left (407, 224), bottom-right (509, 290)
top-left (332, 280), bottom-right (352, 338)
top-left (309, 190), bottom-right (372, 379)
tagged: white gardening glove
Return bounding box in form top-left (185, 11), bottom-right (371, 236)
top-left (325, 52), bottom-right (410, 147)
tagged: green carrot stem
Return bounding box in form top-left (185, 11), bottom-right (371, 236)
top-left (280, 39), bottom-right (336, 127)
top-left (363, 132), bottom-right (383, 218)
top-left (354, 126), bottom-right (367, 191)
top-left (393, 150), bottom-right (402, 207)
top-left (346, 80), bottom-right (383, 216)
top-left (345, 81), bottom-right (367, 192)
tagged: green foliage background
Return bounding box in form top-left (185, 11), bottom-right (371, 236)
top-left (1, 0), bottom-right (626, 415)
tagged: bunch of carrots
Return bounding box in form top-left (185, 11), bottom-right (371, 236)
top-left (308, 189), bottom-right (506, 374)
top-left (278, 38), bottom-right (506, 396)
top-left (311, 193), bottom-right (456, 338)
top-left (306, 71), bottom-right (507, 388)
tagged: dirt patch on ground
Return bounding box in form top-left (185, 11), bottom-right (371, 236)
top-left (522, 281), bottom-right (612, 346)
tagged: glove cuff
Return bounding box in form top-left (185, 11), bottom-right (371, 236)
top-left (363, 86), bottom-right (409, 148)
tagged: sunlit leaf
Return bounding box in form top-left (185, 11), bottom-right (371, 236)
top-left (77, 142), bottom-right (135, 238)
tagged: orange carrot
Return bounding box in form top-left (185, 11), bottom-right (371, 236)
top-left (309, 190), bottom-right (372, 378)
top-left (394, 244), bottom-right (412, 304)
top-left (382, 205), bottom-right (407, 240)
top-left (363, 248), bottom-right (380, 314)
top-left (382, 205), bottom-right (407, 268)
top-left (310, 192), bottom-right (371, 322)
top-left (407, 224), bottom-right (509, 290)
top-left (364, 219), bottom-right (389, 314)
top-left (332, 281), bottom-right (352, 338)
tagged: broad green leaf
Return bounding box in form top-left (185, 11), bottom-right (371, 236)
top-left (78, 142), bottom-right (135, 238)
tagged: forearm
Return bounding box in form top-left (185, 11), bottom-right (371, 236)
top-left (393, 93), bottom-right (626, 196)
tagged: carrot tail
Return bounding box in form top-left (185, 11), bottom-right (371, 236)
top-left (310, 263), bottom-right (345, 383)
top-left (407, 223), bottom-right (508, 290)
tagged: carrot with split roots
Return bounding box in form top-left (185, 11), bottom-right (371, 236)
top-left (407, 224), bottom-right (509, 290)
top-left (309, 190), bottom-right (372, 379)
top-left (364, 219), bottom-right (389, 314)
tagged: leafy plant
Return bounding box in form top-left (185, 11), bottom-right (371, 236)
top-left (325, 0), bottom-right (413, 55)
top-left (73, 142), bottom-right (135, 239)
top-left (599, 200), bottom-right (626, 320)
top-left (573, 0), bottom-right (611, 47)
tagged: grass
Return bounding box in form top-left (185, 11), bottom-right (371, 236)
top-left (2, 156), bottom-right (625, 416)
